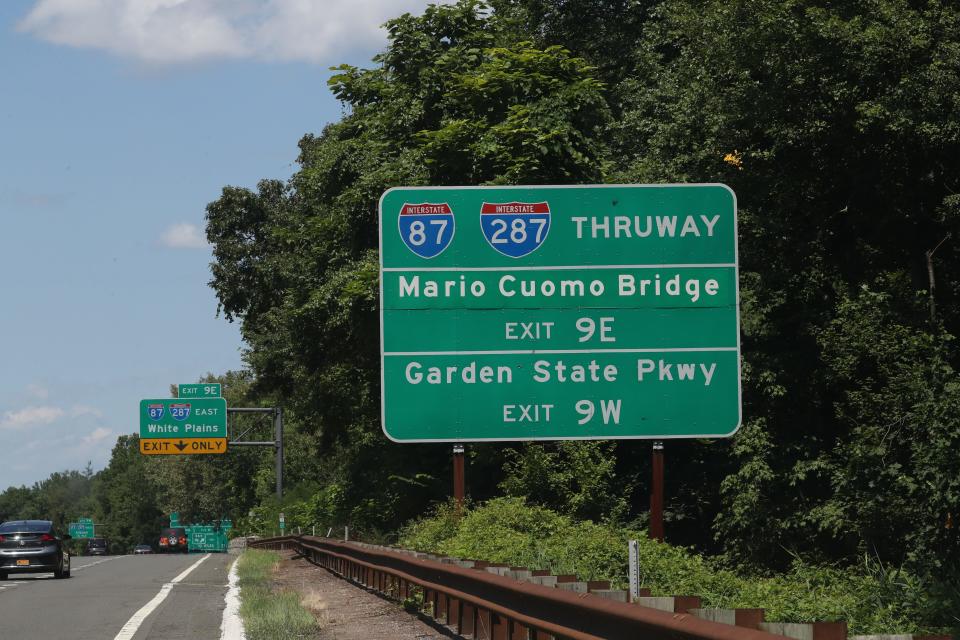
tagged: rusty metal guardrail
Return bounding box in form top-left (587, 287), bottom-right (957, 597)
top-left (249, 534), bottom-right (796, 640)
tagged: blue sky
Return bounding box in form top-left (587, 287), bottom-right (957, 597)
top-left (0, 0), bottom-right (437, 490)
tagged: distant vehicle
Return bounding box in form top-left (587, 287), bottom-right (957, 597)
top-left (133, 544), bottom-right (153, 555)
top-left (0, 520), bottom-right (71, 579)
top-left (86, 537), bottom-right (108, 556)
top-left (158, 527), bottom-right (188, 553)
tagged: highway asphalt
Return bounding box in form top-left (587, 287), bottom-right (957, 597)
top-left (0, 552), bottom-right (234, 639)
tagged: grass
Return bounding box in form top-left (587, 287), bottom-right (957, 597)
top-left (237, 549), bottom-right (317, 640)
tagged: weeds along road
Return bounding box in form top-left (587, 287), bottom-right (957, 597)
top-left (0, 553), bottom-right (233, 639)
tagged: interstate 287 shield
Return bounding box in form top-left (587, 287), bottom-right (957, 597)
top-left (169, 403), bottom-right (191, 421)
top-left (480, 201), bottom-right (551, 258)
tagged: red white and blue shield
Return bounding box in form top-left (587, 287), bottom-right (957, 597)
top-left (147, 403), bottom-right (165, 420)
top-left (480, 202), bottom-right (551, 258)
top-left (398, 203), bottom-right (455, 259)
top-left (169, 403), bottom-right (191, 421)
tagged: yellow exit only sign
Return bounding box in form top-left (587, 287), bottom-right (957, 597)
top-left (140, 437), bottom-right (228, 455)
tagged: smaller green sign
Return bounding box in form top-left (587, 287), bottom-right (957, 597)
top-left (140, 398), bottom-right (228, 439)
top-left (178, 383), bottom-right (222, 398)
top-left (185, 520), bottom-right (232, 552)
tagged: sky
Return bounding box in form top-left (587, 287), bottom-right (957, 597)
top-left (0, 0), bottom-right (440, 491)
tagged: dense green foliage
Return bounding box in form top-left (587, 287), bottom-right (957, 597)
top-left (198, 0), bottom-right (960, 625)
top-left (400, 498), bottom-right (944, 635)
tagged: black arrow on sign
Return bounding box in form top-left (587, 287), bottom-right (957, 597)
top-left (174, 440), bottom-right (188, 451)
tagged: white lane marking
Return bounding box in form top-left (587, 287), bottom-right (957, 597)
top-left (219, 558), bottom-right (246, 640)
top-left (112, 554), bottom-right (211, 640)
top-left (74, 556), bottom-right (123, 572)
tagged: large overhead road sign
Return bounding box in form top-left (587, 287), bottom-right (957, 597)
top-left (379, 184), bottom-right (741, 442)
top-left (140, 398), bottom-right (227, 440)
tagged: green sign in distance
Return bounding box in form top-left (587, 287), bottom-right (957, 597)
top-left (68, 522), bottom-right (94, 538)
top-left (178, 383), bottom-right (222, 398)
top-left (379, 184), bottom-right (741, 442)
top-left (140, 398), bottom-right (228, 439)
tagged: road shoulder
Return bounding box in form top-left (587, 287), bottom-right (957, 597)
top-left (272, 551), bottom-right (449, 640)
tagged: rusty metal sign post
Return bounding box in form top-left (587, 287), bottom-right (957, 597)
top-left (452, 444), bottom-right (465, 512)
top-left (649, 442), bottom-right (665, 542)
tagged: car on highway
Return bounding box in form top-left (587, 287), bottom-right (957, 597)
top-left (157, 527), bottom-right (188, 553)
top-left (133, 544), bottom-right (153, 554)
top-left (86, 537), bottom-right (108, 556)
top-left (0, 520), bottom-right (71, 579)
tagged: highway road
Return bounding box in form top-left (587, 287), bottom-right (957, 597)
top-left (0, 553), bottom-right (234, 639)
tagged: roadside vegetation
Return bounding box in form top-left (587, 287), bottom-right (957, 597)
top-left (400, 498), bottom-right (948, 636)
top-left (237, 550), bottom-right (316, 640)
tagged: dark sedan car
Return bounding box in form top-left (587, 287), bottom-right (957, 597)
top-left (0, 520), bottom-right (71, 579)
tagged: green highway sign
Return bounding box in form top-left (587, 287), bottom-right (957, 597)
top-left (379, 184), bottom-right (741, 442)
top-left (140, 398), bottom-right (227, 439)
top-left (68, 521), bottom-right (94, 538)
top-left (178, 383), bottom-right (222, 398)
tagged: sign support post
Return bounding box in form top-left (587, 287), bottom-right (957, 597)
top-left (452, 444), bottom-right (465, 512)
top-left (227, 406), bottom-right (284, 500)
top-left (649, 441), bottom-right (665, 542)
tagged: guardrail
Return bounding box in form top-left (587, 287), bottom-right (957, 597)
top-left (249, 534), bottom-right (800, 640)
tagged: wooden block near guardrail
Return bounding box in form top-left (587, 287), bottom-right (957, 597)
top-left (691, 608), bottom-right (765, 629)
top-left (634, 595), bottom-right (702, 613)
top-left (759, 621), bottom-right (847, 640)
top-left (508, 567), bottom-right (532, 581)
top-left (591, 589), bottom-right (629, 602)
top-left (528, 574), bottom-right (558, 587)
top-left (555, 574), bottom-right (588, 593)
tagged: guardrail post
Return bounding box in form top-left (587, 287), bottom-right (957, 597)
top-left (460, 602), bottom-right (476, 637)
top-left (477, 608), bottom-right (493, 640)
top-left (437, 591), bottom-right (448, 623)
top-left (492, 613), bottom-right (509, 640)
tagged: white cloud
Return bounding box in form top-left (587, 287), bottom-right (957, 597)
top-left (71, 405), bottom-right (103, 418)
top-left (82, 427), bottom-right (113, 445)
top-left (160, 222), bottom-right (208, 249)
top-left (26, 384), bottom-right (49, 399)
top-left (0, 406), bottom-right (65, 430)
top-left (17, 0), bottom-right (446, 65)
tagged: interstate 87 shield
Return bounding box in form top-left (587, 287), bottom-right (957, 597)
top-left (379, 184), bottom-right (741, 443)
